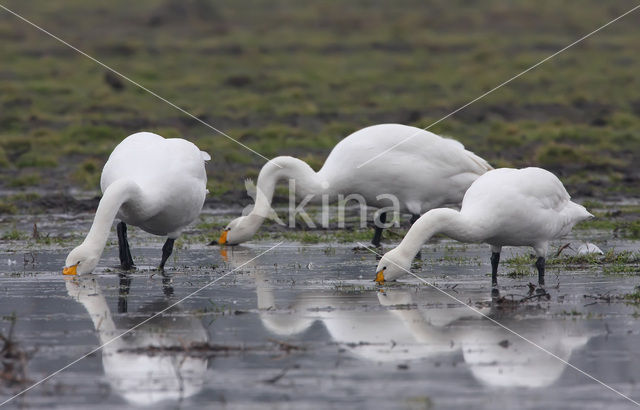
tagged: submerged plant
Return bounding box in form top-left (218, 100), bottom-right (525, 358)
top-left (0, 313), bottom-right (36, 389)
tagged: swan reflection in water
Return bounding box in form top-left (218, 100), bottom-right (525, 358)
top-left (223, 247), bottom-right (595, 389)
top-left (65, 274), bottom-right (209, 406)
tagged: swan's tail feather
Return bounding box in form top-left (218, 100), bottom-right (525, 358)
top-left (441, 135), bottom-right (493, 174)
top-left (201, 151), bottom-right (211, 161)
top-left (568, 201), bottom-right (594, 222)
top-left (465, 150), bottom-right (494, 173)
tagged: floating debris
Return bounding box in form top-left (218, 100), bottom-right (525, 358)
top-left (576, 243), bottom-right (604, 255)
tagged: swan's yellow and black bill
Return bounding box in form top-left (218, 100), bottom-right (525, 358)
top-left (63, 264), bottom-right (78, 276)
top-left (218, 230), bottom-right (228, 245)
top-left (374, 269), bottom-right (385, 283)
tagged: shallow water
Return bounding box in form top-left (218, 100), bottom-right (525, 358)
top-left (1, 217), bottom-right (640, 409)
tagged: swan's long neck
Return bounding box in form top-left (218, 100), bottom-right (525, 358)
top-left (68, 279), bottom-right (119, 345)
top-left (254, 271), bottom-right (315, 336)
top-left (251, 156), bottom-right (324, 219)
top-left (83, 179), bottom-right (140, 253)
top-left (399, 208), bottom-right (481, 259)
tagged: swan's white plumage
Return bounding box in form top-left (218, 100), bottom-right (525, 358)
top-left (459, 168), bottom-right (591, 248)
top-left (222, 123), bottom-right (492, 244)
top-left (220, 248), bottom-right (594, 388)
top-left (64, 132), bottom-right (209, 274)
top-left (376, 167), bottom-right (593, 281)
top-left (66, 277), bottom-right (208, 404)
top-left (100, 132), bottom-right (209, 237)
top-left (318, 124), bottom-right (492, 212)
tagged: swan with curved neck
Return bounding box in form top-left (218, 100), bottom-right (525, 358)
top-left (374, 167), bottom-right (593, 290)
top-left (65, 276), bottom-right (208, 403)
top-left (219, 123), bottom-right (492, 245)
top-left (63, 132), bottom-right (210, 275)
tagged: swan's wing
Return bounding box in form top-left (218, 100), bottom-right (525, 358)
top-left (321, 124), bottom-right (492, 177)
top-left (464, 167), bottom-right (570, 213)
top-left (440, 137), bottom-right (465, 150)
top-left (516, 168), bottom-right (570, 211)
top-left (414, 135), bottom-right (493, 177)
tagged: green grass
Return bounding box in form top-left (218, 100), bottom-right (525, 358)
top-left (0, 201), bottom-right (18, 214)
top-left (504, 249), bottom-right (640, 277)
top-left (504, 254), bottom-right (536, 277)
top-left (574, 205), bottom-right (640, 239)
top-left (0, 0), bottom-right (639, 199)
top-left (271, 229), bottom-right (375, 244)
top-left (547, 249), bottom-right (640, 265)
top-left (623, 288), bottom-right (640, 306)
top-left (1, 228), bottom-right (25, 240)
top-left (550, 249), bottom-right (640, 276)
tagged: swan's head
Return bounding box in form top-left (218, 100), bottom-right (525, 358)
top-left (374, 247), bottom-right (411, 283)
top-left (219, 215), bottom-right (259, 245)
top-left (63, 244), bottom-right (101, 275)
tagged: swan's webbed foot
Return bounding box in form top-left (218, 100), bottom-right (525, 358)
top-left (117, 222), bottom-right (135, 270)
top-left (491, 287), bottom-right (501, 299)
top-left (159, 238), bottom-right (175, 271)
top-left (535, 287), bottom-right (550, 297)
top-left (535, 255), bottom-right (549, 299)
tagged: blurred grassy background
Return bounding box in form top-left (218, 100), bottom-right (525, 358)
top-left (1, 0), bottom-right (639, 208)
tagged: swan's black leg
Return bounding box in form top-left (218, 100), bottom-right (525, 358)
top-left (410, 214), bottom-right (422, 259)
top-left (535, 256), bottom-right (546, 286)
top-left (490, 252), bottom-right (500, 287)
top-left (159, 238), bottom-right (175, 270)
top-left (535, 257), bottom-right (549, 296)
top-left (117, 222), bottom-right (134, 270)
top-left (117, 273), bottom-right (131, 314)
top-left (371, 212), bottom-right (387, 247)
top-left (490, 252), bottom-right (501, 298)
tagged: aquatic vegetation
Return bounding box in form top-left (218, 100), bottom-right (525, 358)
top-left (1, 228), bottom-right (25, 241)
top-left (503, 249), bottom-right (640, 278)
top-left (624, 290), bottom-right (640, 305)
top-left (0, 313), bottom-right (35, 388)
top-left (0, 201), bottom-right (17, 215)
top-left (548, 249), bottom-right (640, 268)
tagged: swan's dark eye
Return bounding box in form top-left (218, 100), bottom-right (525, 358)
top-left (383, 266), bottom-right (387, 270)
top-left (76, 261), bottom-right (81, 265)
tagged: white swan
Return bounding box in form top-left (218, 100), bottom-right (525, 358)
top-left (219, 123), bottom-right (492, 246)
top-left (374, 167), bottom-right (593, 289)
top-left (65, 277), bottom-right (209, 404)
top-left (250, 268), bottom-right (591, 387)
top-left (63, 132), bottom-right (210, 275)
top-left (223, 247), bottom-right (593, 388)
